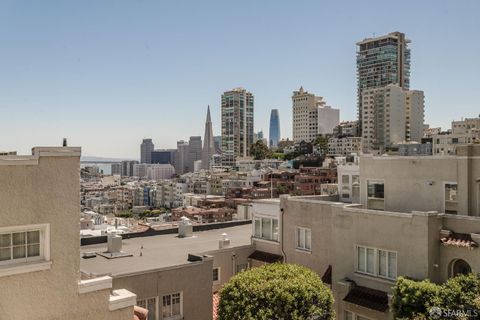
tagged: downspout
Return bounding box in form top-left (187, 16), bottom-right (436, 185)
top-left (280, 206), bottom-right (287, 263)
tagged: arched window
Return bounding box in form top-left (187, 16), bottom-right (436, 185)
top-left (450, 259), bottom-right (472, 278)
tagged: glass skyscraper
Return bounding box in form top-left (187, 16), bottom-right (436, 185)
top-left (269, 109), bottom-right (280, 147)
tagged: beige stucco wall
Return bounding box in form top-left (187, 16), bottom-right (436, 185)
top-left (0, 151), bottom-right (133, 320)
top-left (113, 260), bottom-right (213, 320)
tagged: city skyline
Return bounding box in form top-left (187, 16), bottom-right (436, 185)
top-left (1, 1), bottom-right (480, 158)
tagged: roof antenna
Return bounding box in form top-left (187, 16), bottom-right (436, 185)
top-left (63, 138), bottom-right (68, 147)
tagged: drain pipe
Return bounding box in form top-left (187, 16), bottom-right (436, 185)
top-left (280, 206), bottom-right (287, 263)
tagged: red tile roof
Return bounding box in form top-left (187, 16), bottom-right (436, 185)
top-left (440, 233), bottom-right (478, 248)
top-left (213, 292), bottom-right (220, 320)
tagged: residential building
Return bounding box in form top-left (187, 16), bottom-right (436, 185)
top-left (328, 137), bottom-right (362, 156)
top-left (361, 84), bottom-right (424, 152)
top-left (396, 142), bottom-right (432, 156)
top-left (357, 32), bottom-right (411, 136)
top-left (147, 164), bottom-right (175, 181)
top-left (292, 87), bottom-right (325, 142)
top-left (221, 88), bottom-right (254, 167)
top-left (140, 139), bottom-right (154, 164)
top-left (133, 163), bottom-right (150, 179)
top-left (81, 223), bottom-right (253, 320)
top-left (250, 144), bottom-right (480, 320)
top-left (0, 147), bottom-right (136, 320)
top-left (202, 106), bottom-right (216, 170)
top-left (432, 117), bottom-right (480, 155)
top-left (269, 109), bottom-right (281, 148)
top-left (318, 105), bottom-right (340, 135)
top-left (334, 121), bottom-right (359, 138)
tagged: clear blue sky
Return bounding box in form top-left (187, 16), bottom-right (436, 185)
top-left (1, 0), bottom-right (479, 158)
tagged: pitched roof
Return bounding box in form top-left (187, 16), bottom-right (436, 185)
top-left (343, 285), bottom-right (389, 312)
top-left (440, 233), bottom-right (478, 248)
top-left (248, 250), bottom-right (283, 263)
top-left (213, 292), bottom-right (220, 320)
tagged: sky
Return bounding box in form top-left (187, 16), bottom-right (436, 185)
top-left (1, 0), bottom-right (479, 159)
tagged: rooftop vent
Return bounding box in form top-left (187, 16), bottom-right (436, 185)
top-left (97, 232), bottom-right (132, 259)
top-left (219, 233), bottom-right (230, 249)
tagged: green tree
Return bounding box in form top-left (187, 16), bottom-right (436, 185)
top-left (313, 135), bottom-right (329, 155)
top-left (250, 140), bottom-right (273, 160)
top-left (218, 263), bottom-right (334, 320)
top-left (392, 274), bottom-right (480, 320)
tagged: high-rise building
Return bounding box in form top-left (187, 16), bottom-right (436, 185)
top-left (292, 87), bottom-right (325, 142)
top-left (269, 109), bottom-right (280, 148)
top-left (188, 136), bottom-right (202, 172)
top-left (357, 32), bottom-right (411, 135)
top-left (213, 136), bottom-right (222, 154)
top-left (202, 106), bottom-right (216, 170)
top-left (121, 160), bottom-right (138, 177)
top-left (318, 106), bottom-right (340, 135)
top-left (175, 140), bottom-right (190, 175)
top-left (140, 138), bottom-right (154, 163)
top-left (151, 149), bottom-right (176, 164)
top-left (221, 88), bottom-right (254, 166)
top-left (361, 84), bottom-right (424, 152)
top-left (111, 163), bottom-right (122, 175)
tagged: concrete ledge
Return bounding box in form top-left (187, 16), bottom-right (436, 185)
top-left (78, 276), bottom-right (112, 294)
top-left (109, 289), bottom-right (137, 311)
top-left (0, 260), bottom-right (52, 278)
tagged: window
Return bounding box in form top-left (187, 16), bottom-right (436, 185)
top-left (213, 267), bottom-right (220, 284)
top-left (0, 224), bottom-right (49, 267)
top-left (356, 245), bottom-right (397, 280)
top-left (444, 183), bottom-right (458, 214)
top-left (296, 227), bottom-right (311, 251)
top-left (162, 292), bottom-right (182, 320)
top-left (367, 180), bottom-right (385, 210)
top-left (137, 297), bottom-right (158, 320)
top-left (253, 217), bottom-right (279, 242)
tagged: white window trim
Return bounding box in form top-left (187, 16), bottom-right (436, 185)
top-left (0, 223), bottom-right (50, 277)
top-left (443, 181), bottom-right (458, 214)
top-left (345, 310), bottom-right (374, 320)
top-left (253, 217), bottom-right (279, 242)
top-left (355, 245), bottom-right (397, 281)
top-left (162, 291), bottom-right (183, 320)
top-left (213, 267), bottom-right (221, 285)
top-left (295, 226), bottom-right (311, 252)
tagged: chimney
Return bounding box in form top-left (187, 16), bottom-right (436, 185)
top-left (219, 233), bottom-right (230, 249)
top-left (107, 231), bottom-right (123, 253)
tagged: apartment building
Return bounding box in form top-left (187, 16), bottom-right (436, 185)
top-left (0, 147), bottom-right (136, 320)
top-left (431, 117), bottom-right (480, 155)
top-left (251, 144), bottom-right (480, 320)
top-left (357, 32), bottom-right (411, 136)
top-left (328, 137), bottom-right (362, 156)
top-left (221, 88), bottom-right (254, 167)
top-left (81, 223), bottom-right (253, 320)
top-left (318, 105), bottom-right (340, 135)
top-left (361, 84), bottom-right (424, 152)
top-left (292, 86), bottom-right (328, 142)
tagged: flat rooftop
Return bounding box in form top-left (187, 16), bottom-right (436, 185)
top-left (80, 224), bottom-right (252, 277)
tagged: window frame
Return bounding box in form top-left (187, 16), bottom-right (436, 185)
top-left (212, 267), bottom-right (221, 284)
top-left (253, 217), bottom-right (279, 242)
top-left (366, 179), bottom-right (385, 211)
top-left (295, 226), bottom-right (312, 252)
top-left (355, 245), bottom-right (397, 281)
top-left (345, 310), bottom-right (374, 320)
top-left (137, 296), bottom-right (158, 320)
top-left (162, 292), bottom-right (183, 320)
top-left (443, 181), bottom-right (458, 214)
top-left (0, 224), bottom-right (50, 268)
